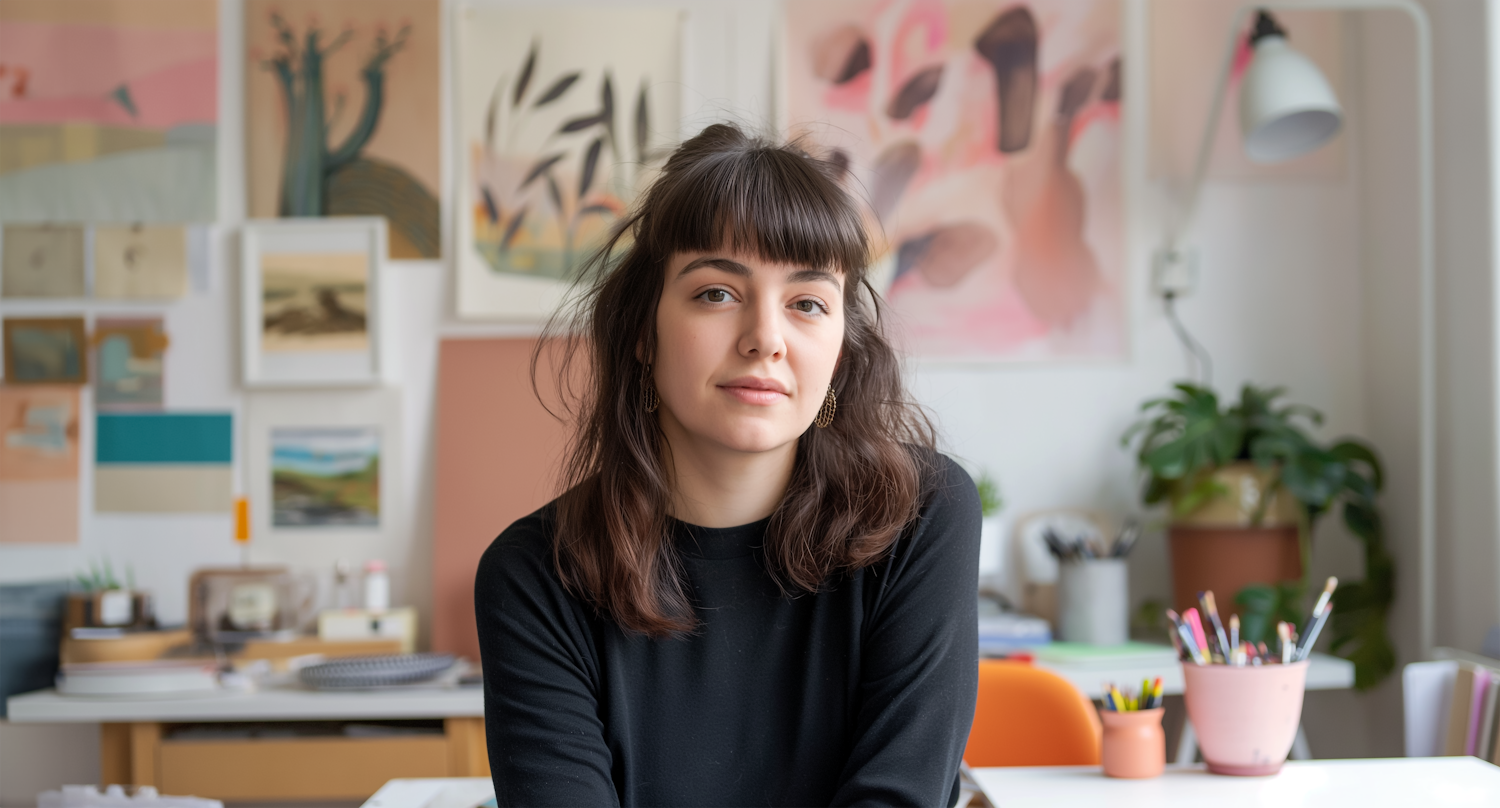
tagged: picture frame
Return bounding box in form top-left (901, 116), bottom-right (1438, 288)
top-left (2, 317), bottom-right (88, 384)
top-left (245, 388), bottom-right (403, 557)
top-left (241, 217), bottom-right (386, 387)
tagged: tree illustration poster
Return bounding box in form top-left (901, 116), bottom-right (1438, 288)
top-left (245, 0), bottom-right (440, 259)
top-left (0, 0), bottom-right (218, 222)
top-left (784, 0), bottom-right (1124, 361)
top-left (456, 7), bottom-right (681, 320)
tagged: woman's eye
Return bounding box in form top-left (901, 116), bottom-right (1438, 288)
top-left (792, 299), bottom-right (825, 314)
top-left (701, 289), bottom-right (731, 303)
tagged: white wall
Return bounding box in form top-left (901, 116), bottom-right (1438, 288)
top-left (4, 0), bottom-right (1497, 799)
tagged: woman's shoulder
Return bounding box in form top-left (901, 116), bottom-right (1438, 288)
top-left (914, 449), bottom-right (980, 515)
top-left (477, 501), bottom-right (560, 578)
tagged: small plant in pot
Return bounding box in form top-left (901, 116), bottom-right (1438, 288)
top-left (1122, 383), bottom-right (1395, 689)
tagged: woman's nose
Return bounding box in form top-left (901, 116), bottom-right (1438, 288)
top-left (739, 300), bottom-right (786, 360)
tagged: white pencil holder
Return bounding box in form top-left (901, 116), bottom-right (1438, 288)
top-left (1057, 557), bottom-right (1129, 645)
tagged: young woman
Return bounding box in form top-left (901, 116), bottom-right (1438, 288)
top-left (475, 124), bottom-right (981, 807)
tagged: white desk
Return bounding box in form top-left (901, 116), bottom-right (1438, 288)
top-left (971, 758), bottom-right (1500, 806)
top-left (363, 759), bottom-right (1500, 808)
top-left (1033, 650), bottom-right (1355, 699)
top-left (5, 684), bottom-right (484, 723)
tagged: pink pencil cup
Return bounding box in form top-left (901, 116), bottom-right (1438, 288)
top-left (1182, 660), bottom-right (1309, 776)
top-left (1099, 707), bottom-right (1165, 779)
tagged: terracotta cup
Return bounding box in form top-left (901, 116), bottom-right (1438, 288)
top-left (1099, 707), bottom-right (1165, 779)
top-left (1183, 660), bottom-right (1309, 776)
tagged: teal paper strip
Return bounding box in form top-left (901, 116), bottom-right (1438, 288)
top-left (95, 413), bottom-right (232, 464)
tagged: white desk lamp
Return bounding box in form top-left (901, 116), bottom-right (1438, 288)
top-left (1156, 1), bottom-right (1435, 661)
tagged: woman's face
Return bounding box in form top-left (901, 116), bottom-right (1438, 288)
top-left (652, 249), bottom-right (845, 455)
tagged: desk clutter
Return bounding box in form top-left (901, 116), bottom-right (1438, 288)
top-left (1404, 653), bottom-right (1500, 762)
top-left (32, 559), bottom-right (471, 699)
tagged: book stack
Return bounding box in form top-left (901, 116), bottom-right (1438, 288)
top-left (1443, 662), bottom-right (1500, 763)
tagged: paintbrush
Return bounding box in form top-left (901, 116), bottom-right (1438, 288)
top-left (1278, 622), bottom-right (1295, 664)
top-left (1296, 577), bottom-right (1339, 661)
top-left (1200, 591), bottom-right (1230, 660)
top-left (1229, 614), bottom-right (1240, 665)
top-left (1165, 608), bottom-right (1186, 660)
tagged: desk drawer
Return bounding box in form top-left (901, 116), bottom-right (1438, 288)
top-left (158, 735), bottom-right (449, 801)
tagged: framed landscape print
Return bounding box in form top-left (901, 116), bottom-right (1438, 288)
top-left (241, 218), bottom-right (385, 387)
top-left (3, 317), bottom-right (88, 384)
top-left (246, 388), bottom-right (401, 554)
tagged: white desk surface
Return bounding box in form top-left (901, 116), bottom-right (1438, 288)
top-left (5, 684), bottom-right (484, 723)
top-left (363, 759), bottom-right (1500, 808)
top-left (3, 649), bottom-right (1353, 723)
top-left (972, 758), bottom-right (1500, 807)
top-left (1034, 651), bottom-right (1354, 700)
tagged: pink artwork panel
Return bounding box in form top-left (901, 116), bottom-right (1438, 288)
top-left (785, 0), bottom-right (1124, 361)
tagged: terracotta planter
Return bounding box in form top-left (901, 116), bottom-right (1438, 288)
top-left (1168, 463), bottom-right (1302, 616)
top-left (1100, 707), bottom-right (1165, 779)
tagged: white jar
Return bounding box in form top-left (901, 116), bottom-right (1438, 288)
top-left (363, 559), bottom-right (390, 613)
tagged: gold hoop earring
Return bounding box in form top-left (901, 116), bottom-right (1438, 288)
top-left (814, 385), bottom-right (837, 428)
top-left (642, 364), bottom-right (659, 413)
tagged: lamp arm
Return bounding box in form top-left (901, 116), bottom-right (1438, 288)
top-left (1165, 6), bottom-right (1257, 253)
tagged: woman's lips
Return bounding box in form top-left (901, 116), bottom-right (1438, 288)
top-left (720, 386), bottom-right (788, 405)
top-left (718, 377), bottom-right (789, 406)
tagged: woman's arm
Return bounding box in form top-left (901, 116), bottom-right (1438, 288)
top-left (832, 457), bottom-right (982, 806)
top-left (474, 513), bottom-right (620, 807)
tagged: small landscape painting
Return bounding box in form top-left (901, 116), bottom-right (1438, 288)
top-left (260, 252), bottom-right (368, 353)
top-left (3, 317), bottom-right (87, 384)
top-left (270, 426), bottom-right (379, 527)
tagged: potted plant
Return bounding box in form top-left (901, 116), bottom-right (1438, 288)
top-left (1122, 383), bottom-right (1395, 688)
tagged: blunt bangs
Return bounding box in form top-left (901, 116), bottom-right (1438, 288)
top-left (636, 132), bottom-right (870, 279)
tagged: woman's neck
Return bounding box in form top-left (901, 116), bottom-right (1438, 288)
top-left (659, 413), bottom-right (796, 529)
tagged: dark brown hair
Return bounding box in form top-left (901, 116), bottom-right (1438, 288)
top-left (537, 123), bottom-right (936, 637)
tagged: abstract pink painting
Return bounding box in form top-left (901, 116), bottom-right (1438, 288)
top-left (785, 0), bottom-right (1123, 361)
top-left (0, 0), bottom-right (218, 222)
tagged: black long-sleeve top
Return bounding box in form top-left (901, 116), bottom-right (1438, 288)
top-left (474, 455), bottom-right (981, 806)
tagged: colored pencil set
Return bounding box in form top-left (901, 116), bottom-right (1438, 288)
top-left (1164, 577), bottom-right (1338, 666)
top-left (1103, 677), bottom-right (1164, 711)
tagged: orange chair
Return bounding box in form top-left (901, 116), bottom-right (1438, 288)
top-left (964, 659), bottom-right (1102, 767)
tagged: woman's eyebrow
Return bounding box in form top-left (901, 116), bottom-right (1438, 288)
top-left (677, 256), bottom-right (751, 278)
top-left (788, 268), bottom-right (838, 285)
top-left (677, 257), bottom-right (839, 287)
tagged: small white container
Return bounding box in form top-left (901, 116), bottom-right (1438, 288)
top-left (1057, 557), bottom-right (1129, 645)
top-left (363, 559), bottom-right (389, 613)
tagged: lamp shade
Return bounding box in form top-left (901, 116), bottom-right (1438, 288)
top-left (1238, 35), bottom-right (1343, 164)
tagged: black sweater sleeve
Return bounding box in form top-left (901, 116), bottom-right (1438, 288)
top-left (474, 509), bottom-right (619, 807)
top-left (831, 456), bottom-right (982, 807)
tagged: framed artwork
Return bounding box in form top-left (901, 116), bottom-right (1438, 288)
top-left (3, 317), bottom-right (88, 384)
top-left (93, 224), bottom-right (189, 299)
top-left (455, 6), bottom-right (683, 320)
top-left (1, 224), bottom-right (86, 298)
top-left (246, 388), bottom-right (401, 548)
top-left (245, 0), bottom-right (441, 259)
top-left (241, 218), bottom-right (385, 387)
top-left (92, 318), bottom-right (168, 411)
top-left (783, 1), bottom-right (1125, 361)
top-left (0, 0), bottom-right (218, 222)
top-left (95, 412), bottom-right (233, 513)
top-left (0, 385), bottom-right (80, 544)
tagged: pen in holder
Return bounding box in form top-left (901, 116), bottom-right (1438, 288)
top-left (1057, 557), bottom-right (1128, 646)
